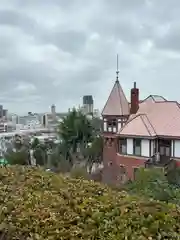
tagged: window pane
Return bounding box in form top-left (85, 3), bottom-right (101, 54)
top-left (135, 146), bottom-right (141, 155)
top-left (119, 138), bottom-right (127, 154)
top-left (165, 147), bottom-right (170, 156)
top-left (121, 144), bottom-right (127, 154)
top-left (159, 146), bottom-right (164, 155)
top-left (133, 139), bottom-right (141, 155)
top-left (135, 139), bottom-right (141, 147)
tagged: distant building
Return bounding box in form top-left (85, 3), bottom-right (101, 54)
top-left (0, 121), bottom-right (14, 133)
top-left (0, 105), bottom-right (3, 118)
top-left (42, 114), bottom-right (48, 128)
top-left (2, 109), bottom-right (8, 119)
top-left (82, 95), bottom-right (94, 115)
top-left (11, 115), bottom-right (18, 125)
top-left (51, 104), bottom-right (56, 120)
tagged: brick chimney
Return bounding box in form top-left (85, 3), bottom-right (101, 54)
top-left (130, 82), bottom-right (139, 114)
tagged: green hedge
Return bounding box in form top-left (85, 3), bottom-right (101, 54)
top-left (0, 166), bottom-right (180, 239)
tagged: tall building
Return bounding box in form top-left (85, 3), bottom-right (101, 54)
top-left (51, 104), bottom-right (56, 120)
top-left (82, 95), bottom-right (94, 115)
top-left (2, 109), bottom-right (8, 119)
top-left (42, 114), bottom-right (48, 127)
top-left (0, 105), bottom-right (3, 118)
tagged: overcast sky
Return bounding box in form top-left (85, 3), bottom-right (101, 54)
top-left (0, 0), bottom-right (180, 114)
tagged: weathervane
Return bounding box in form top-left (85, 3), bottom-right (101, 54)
top-left (116, 54), bottom-right (119, 81)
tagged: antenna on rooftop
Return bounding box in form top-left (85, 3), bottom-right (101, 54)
top-left (116, 54), bottom-right (119, 81)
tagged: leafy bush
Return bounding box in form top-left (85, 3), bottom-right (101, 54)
top-left (126, 168), bottom-right (180, 203)
top-left (70, 166), bottom-right (89, 179)
top-left (0, 166), bottom-right (180, 239)
top-left (167, 167), bottom-right (180, 186)
top-left (5, 151), bottom-right (28, 165)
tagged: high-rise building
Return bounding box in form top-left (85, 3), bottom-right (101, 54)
top-left (42, 114), bottom-right (48, 127)
top-left (3, 109), bottom-right (8, 119)
top-left (0, 105), bottom-right (3, 118)
top-left (82, 95), bottom-right (94, 115)
top-left (51, 104), bottom-right (56, 120)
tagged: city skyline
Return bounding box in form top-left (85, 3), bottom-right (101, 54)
top-left (0, 1), bottom-right (180, 113)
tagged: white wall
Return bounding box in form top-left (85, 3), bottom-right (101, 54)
top-left (103, 121), bottom-right (107, 131)
top-left (171, 140), bottom-right (174, 157)
top-left (150, 140), bottom-right (154, 156)
top-left (113, 127), bottom-right (116, 133)
top-left (174, 140), bottom-right (180, 158)
top-left (141, 139), bottom-right (150, 157)
top-left (118, 122), bottom-right (121, 131)
top-left (127, 139), bottom-right (133, 154)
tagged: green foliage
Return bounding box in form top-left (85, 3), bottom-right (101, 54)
top-left (0, 166), bottom-right (180, 239)
top-left (5, 151), bottom-right (28, 165)
top-left (85, 136), bottom-right (103, 162)
top-left (58, 109), bottom-right (102, 169)
top-left (31, 138), bottom-right (40, 149)
top-left (70, 166), bottom-right (89, 179)
top-left (33, 146), bottom-right (46, 166)
top-left (127, 168), bottom-right (180, 203)
top-left (166, 167), bottom-right (180, 186)
top-left (59, 108), bottom-right (93, 149)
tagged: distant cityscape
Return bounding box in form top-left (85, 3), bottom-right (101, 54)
top-left (0, 95), bottom-right (101, 155)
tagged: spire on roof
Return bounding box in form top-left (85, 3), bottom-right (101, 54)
top-left (101, 54), bottom-right (130, 116)
top-left (116, 54), bottom-right (119, 82)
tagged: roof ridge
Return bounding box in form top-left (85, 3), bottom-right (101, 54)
top-left (118, 113), bottom-right (143, 134)
top-left (101, 81), bottom-right (116, 115)
top-left (117, 80), bottom-right (129, 116)
top-left (141, 94), bottom-right (167, 104)
top-left (117, 81), bottom-right (124, 116)
top-left (140, 115), bottom-right (152, 136)
top-left (140, 114), bottom-right (157, 136)
top-left (154, 101), bottom-right (178, 104)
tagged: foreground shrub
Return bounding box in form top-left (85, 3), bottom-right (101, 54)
top-left (126, 168), bottom-right (180, 202)
top-left (70, 166), bottom-right (89, 179)
top-left (0, 166), bottom-right (180, 239)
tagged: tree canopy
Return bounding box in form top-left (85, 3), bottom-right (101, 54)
top-left (58, 108), bottom-right (103, 169)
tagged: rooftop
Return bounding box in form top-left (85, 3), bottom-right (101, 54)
top-left (119, 99), bottom-right (180, 138)
top-left (102, 80), bottom-right (130, 116)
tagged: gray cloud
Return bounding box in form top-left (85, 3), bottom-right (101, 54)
top-left (0, 0), bottom-right (180, 114)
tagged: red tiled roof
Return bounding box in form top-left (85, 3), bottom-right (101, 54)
top-left (102, 80), bottom-right (130, 116)
top-left (118, 101), bottom-right (180, 138)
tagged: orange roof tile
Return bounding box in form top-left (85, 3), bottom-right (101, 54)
top-left (102, 80), bottom-right (130, 116)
